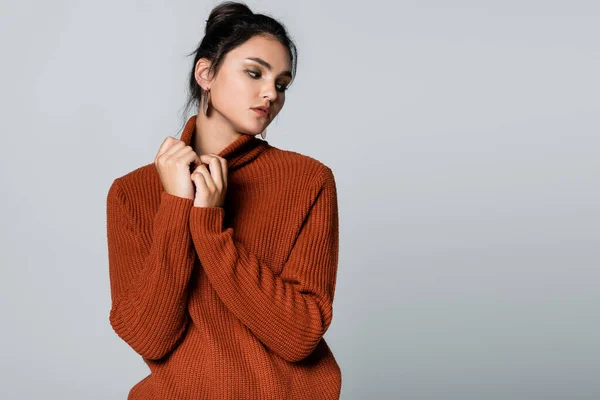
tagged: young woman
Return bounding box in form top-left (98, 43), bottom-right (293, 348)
top-left (106, 2), bottom-right (341, 399)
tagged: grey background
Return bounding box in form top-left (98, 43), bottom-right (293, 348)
top-left (1, 0), bottom-right (598, 399)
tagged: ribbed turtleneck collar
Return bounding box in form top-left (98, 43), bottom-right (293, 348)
top-left (180, 115), bottom-right (270, 171)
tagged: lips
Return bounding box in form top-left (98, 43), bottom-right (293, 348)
top-left (252, 108), bottom-right (269, 118)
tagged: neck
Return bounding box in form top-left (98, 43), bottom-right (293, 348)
top-left (193, 107), bottom-right (244, 156)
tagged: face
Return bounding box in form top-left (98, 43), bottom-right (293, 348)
top-left (196, 34), bottom-right (292, 135)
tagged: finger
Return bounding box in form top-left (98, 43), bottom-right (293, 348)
top-left (157, 141), bottom-right (186, 165)
top-left (161, 140), bottom-right (186, 159)
top-left (175, 146), bottom-right (201, 167)
top-left (191, 166), bottom-right (208, 189)
top-left (199, 154), bottom-right (225, 189)
top-left (219, 157), bottom-right (228, 188)
top-left (192, 164), bottom-right (216, 191)
top-left (155, 136), bottom-right (177, 161)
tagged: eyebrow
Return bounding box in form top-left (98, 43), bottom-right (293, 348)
top-left (245, 57), bottom-right (292, 78)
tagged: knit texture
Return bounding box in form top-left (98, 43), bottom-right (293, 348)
top-left (106, 115), bottom-right (341, 399)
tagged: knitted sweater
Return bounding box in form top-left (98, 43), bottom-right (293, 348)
top-left (106, 115), bottom-right (341, 399)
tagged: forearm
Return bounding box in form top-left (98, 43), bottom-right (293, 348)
top-left (108, 185), bottom-right (196, 360)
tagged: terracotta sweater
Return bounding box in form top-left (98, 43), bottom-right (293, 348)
top-left (106, 115), bottom-right (341, 399)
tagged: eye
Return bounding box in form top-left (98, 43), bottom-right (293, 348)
top-left (246, 69), bottom-right (289, 93)
top-left (245, 70), bottom-right (260, 79)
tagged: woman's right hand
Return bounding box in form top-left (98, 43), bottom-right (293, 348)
top-left (154, 136), bottom-right (201, 200)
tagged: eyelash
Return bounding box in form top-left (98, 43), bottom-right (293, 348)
top-left (245, 70), bottom-right (289, 93)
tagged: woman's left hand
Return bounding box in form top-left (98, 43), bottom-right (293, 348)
top-left (191, 154), bottom-right (228, 208)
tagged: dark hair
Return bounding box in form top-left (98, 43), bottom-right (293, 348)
top-left (177, 1), bottom-right (298, 134)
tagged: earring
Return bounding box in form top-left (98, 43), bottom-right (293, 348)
top-left (202, 89), bottom-right (211, 116)
top-left (260, 129), bottom-right (267, 139)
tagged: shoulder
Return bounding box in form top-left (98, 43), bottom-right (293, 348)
top-left (106, 162), bottom-right (161, 210)
top-left (262, 146), bottom-right (336, 188)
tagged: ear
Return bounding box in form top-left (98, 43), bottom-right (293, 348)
top-left (194, 58), bottom-right (214, 91)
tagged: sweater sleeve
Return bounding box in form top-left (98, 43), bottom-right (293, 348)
top-left (106, 179), bottom-right (196, 360)
top-left (189, 166), bottom-right (339, 363)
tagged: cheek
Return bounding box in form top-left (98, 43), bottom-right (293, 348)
top-left (216, 75), bottom-right (254, 109)
top-left (274, 97), bottom-right (285, 114)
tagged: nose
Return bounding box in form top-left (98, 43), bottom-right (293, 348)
top-left (261, 82), bottom-right (278, 103)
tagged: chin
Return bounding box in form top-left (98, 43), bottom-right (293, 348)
top-left (245, 121), bottom-right (269, 135)
top-left (235, 123), bottom-right (263, 136)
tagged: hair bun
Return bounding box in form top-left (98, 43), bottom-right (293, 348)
top-left (205, 1), bottom-right (254, 33)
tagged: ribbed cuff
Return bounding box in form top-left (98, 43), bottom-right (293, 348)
top-left (189, 206), bottom-right (225, 235)
top-left (155, 192), bottom-right (194, 230)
